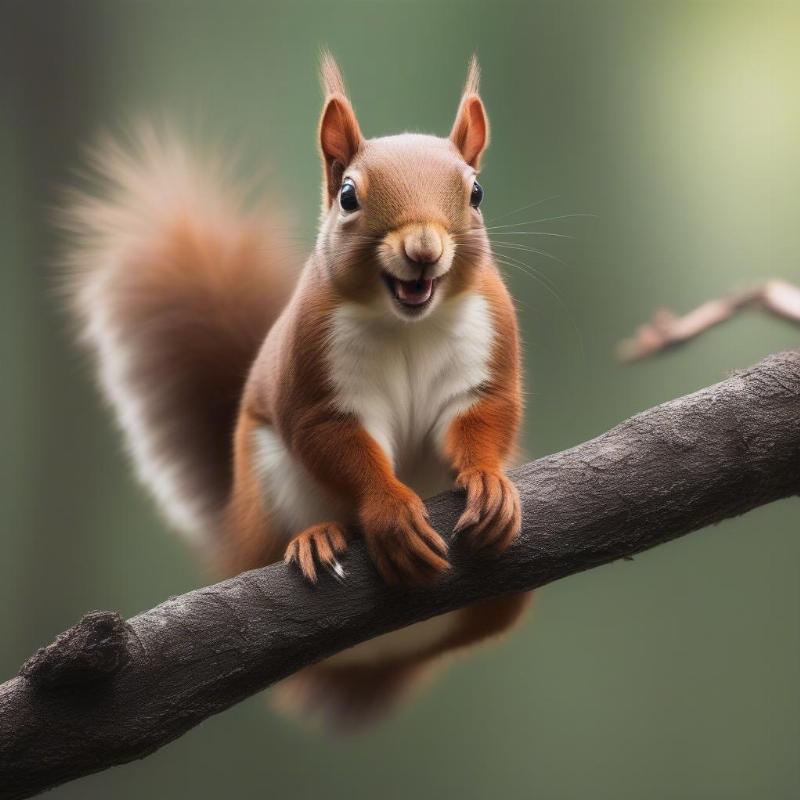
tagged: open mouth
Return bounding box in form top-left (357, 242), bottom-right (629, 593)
top-left (382, 273), bottom-right (438, 313)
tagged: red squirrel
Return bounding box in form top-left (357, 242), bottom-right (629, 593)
top-left (65, 54), bottom-right (532, 728)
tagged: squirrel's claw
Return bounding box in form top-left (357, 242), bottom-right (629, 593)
top-left (454, 469), bottom-right (521, 554)
top-left (285, 522), bottom-right (350, 585)
top-left (363, 494), bottom-right (450, 587)
top-left (326, 557), bottom-right (347, 583)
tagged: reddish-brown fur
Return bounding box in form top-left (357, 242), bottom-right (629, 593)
top-left (66, 56), bottom-right (530, 728)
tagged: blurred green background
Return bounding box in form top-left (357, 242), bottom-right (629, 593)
top-left (2, 1), bottom-right (799, 798)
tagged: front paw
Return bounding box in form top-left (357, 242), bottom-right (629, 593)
top-left (454, 468), bottom-right (521, 553)
top-left (360, 488), bottom-right (449, 586)
top-left (285, 522), bottom-right (349, 584)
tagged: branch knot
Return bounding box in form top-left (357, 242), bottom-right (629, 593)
top-left (19, 611), bottom-right (130, 689)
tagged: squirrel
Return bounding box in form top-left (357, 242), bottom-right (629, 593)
top-left (64, 53), bottom-right (532, 729)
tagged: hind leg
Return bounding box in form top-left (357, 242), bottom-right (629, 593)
top-left (222, 413), bottom-right (288, 576)
top-left (443, 590), bottom-right (534, 651)
top-left (274, 657), bottom-right (430, 731)
top-left (273, 591), bottom-right (534, 729)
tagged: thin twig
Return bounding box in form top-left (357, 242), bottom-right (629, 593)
top-left (617, 280), bottom-right (800, 362)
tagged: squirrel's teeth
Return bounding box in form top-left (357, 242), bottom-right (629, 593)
top-left (394, 278), bottom-right (433, 306)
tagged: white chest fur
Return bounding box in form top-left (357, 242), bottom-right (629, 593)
top-left (253, 291), bottom-right (494, 537)
top-left (327, 292), bottom-right (495, 497)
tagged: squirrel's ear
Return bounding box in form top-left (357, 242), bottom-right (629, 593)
top-left (449, 56), bottom-right (489, 169)
top-left (319, 52), bottom-right (363, 204)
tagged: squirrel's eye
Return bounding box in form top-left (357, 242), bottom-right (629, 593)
top-left (470, 180), bottom-right (484, 209)
top-left (339, 179), bottom-right (359, 212)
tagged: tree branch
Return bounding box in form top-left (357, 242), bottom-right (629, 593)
top-left (2, 351), bottom-right (799, 799)
top-left (616, 280), bottom-right (800, 362)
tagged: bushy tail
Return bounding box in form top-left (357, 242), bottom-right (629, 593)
top-left (62, 126), bottom-right (296, 548)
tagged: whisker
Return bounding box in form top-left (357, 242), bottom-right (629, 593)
top-left (492, 254), bottom-right (586, 365)
top-left (474, 212), bottom-right (596, 234)
top-left (454, 229), bottom-right (572, 240)
top-left (486, 231), bottom-right (574, 239)
top-left (493, 261), bottom-right (568, 322)
top-left (494, 257), bottom-right (559, 296)
top-left (484, 195), bottom-right (560, 225)
top-left (489, 248), bottom-right (561, 290)
top-left (484, 220), bottom-right (573, 231)
top-left (491, 241), bottom-right (565, 266)
top-left (521, 213), bottom-right (597, 225)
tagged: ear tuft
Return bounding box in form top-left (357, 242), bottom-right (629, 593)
top-left (463, 54), bottom-right (481, 97)
top-left (320, 49), bottom-right (347, 99)
top-left (450, 56), bottom-right (489, 168)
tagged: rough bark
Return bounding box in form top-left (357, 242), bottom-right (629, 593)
top-left (1, 351), bottom-right (799, 800)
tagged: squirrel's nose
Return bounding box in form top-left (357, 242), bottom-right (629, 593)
top-left (402, 227), bottom-right (443, 265)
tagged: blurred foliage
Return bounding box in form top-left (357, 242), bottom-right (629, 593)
top-left (1, 1), bottom-right (798, 798)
